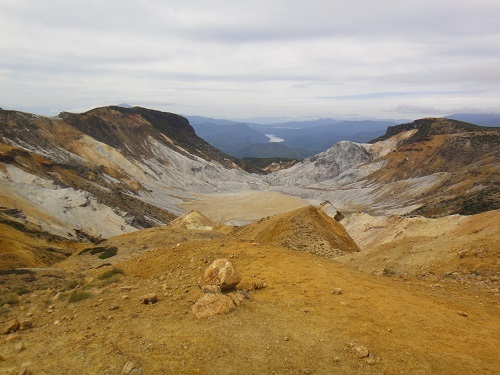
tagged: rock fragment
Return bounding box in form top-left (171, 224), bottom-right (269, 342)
top-left (354, 345), bottom-right (369, 358)
top-left (198, 259), bottom-right (241, 291)
top-left (122, 360), bottom-right (143, 374)
top-left (19, 320), bottom-right (34, 331)
top-left (192, 293), bottom-right (236, 319)
top-left (458, 310), bottom-right (468, 317)
top-left (331, 288), bottom-right (343, 295)
top-left (141, 293), bottom-right (158, 304)
top-left (3, 319), bottom-right (20, 334)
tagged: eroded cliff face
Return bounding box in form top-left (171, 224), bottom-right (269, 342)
top-left (266, 119), bottom-right (500, 217)
top-left (0, 107), bottom-right (265, 239)
top-left (1, 108), bottom-right (498, 241)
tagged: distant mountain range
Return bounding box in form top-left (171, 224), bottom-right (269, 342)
top-left (187, 116), bottom-right (396, 158)
top-left (187, 113), bottom-right (499, 159)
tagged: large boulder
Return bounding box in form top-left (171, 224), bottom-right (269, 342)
top-left (192, 293), bottom-right (236, 319)
top-left (198, 259), bottom-right (241, 291)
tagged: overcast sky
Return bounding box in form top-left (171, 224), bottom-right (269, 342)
top-left (1, 0), bottom-right (499, 121)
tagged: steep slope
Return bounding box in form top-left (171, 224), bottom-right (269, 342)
top-left (268, 118), bottom-right (500, 216)
top-left (236, 205), bottom-right (359, 258)
top-left (0, 107), bottom-right (265, 240)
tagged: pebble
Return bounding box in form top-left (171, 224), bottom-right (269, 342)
top-left (458, 311), bottom-right (468, 317)
top-left (354, 345), bottom-right (369, 358)
top-left (331, 288), bottom-right (343, 295)
top-left (14, 341), bottom-right (25, 353)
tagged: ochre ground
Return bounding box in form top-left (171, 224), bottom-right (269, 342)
top-left (1, 206), bottom-right (499, 374)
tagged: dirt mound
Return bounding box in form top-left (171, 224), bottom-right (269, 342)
top-left (236, 205), bottom-right (359, 258)
top-left (168, 209), bottom-right (216, 231)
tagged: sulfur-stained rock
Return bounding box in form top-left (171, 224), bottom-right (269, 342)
top-left (198, 259), bottom-right (241, 291)
top-left (192, 293), bottom-right (236, 319)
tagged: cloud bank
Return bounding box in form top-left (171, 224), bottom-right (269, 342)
top-left (1, 0), bottom-right (499, 120)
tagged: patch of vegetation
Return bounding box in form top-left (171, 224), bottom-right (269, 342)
top-left (15, 287), bottom-right (29, 296)
top-left (68, 290), bottom-right (92, 303)
top-left (0, 306), bottom-right (10, 316)
top-left (0, 292), bottom-right (19, 305)
top-left (80, 246), bottom-right (118, 259)
top-left (98, 267), bottom-right (124, 280)
top-left (67, 279), bottom-right (84, 290)
top-left (98, 247), bottom-right (118, 259)
top-left (383, 268), bottom-right (396, 276)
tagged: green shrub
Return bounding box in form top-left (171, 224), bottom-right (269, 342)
top-left (0, 292), bottom-right (19, 305)
top-left (98, 247), bottom-right (118, 259)
top-left (15, 287), bottom-right (29, 296)
top-left (68, 291), bottom-right (92, 303)
top-left (98, 268), bottom-right (124, 280)
top-left (383, 268), bottom-right (396, 276)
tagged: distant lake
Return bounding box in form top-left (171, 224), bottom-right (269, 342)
top-left (265, 134), bottom-right (285, 143)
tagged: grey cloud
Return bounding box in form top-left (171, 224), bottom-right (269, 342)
top-left (1, 0), bottom-right (499, 119)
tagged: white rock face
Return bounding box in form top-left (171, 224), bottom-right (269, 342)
top-left (265, 131), bottom-right (443, 215)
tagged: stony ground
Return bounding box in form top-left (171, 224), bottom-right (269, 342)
top-left (1, 206), bottom-right (499, 374)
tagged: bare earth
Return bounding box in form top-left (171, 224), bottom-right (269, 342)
top-left (180, 190), bottom-right (311, 225)
top-left (1, 200), bottom-right (499, 375)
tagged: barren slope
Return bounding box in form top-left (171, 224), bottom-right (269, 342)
top-left (1, 225), bottom-right (498, 374)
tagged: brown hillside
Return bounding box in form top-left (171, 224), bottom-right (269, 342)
top-left (0, 219), bottom-right (498, 374)
top-left (236, 205), bottom-right (360, 258)
top-left (365, 119), bottom-right (500, 216)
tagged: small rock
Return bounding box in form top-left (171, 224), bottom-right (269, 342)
top-left (109, 305), bottom-right (120, 311)
top-left (18, 368), bottom-right (33, 375)
top-left (122, 295), bottom-right (129, 301)
top-left (253, 282), bottom-right (267, 290)
top-left (122, 360), bottom-right (142, 374)
top-left (19, 320), bottom-right (34, 331)
top-left (284, 336), bottom-right (290, 341)
top-left (354, 345), bottom-right (369, 358)
top-left (333, 356), bottom-right (341, 362)
top-left (331, 288), bottom-right (343, 295)
top-left (366, 357), bottom-right (376, 365)
top-left (121, 286), bottom-right (132, 292)
top-left (14, 341), bottom-right (25, 352)
top-left (458, 311), bottom-right (468, 317)
top-left (142, 293), bottom-right (158, 304)
top-left (3, 319), bottom-right (20, 334)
